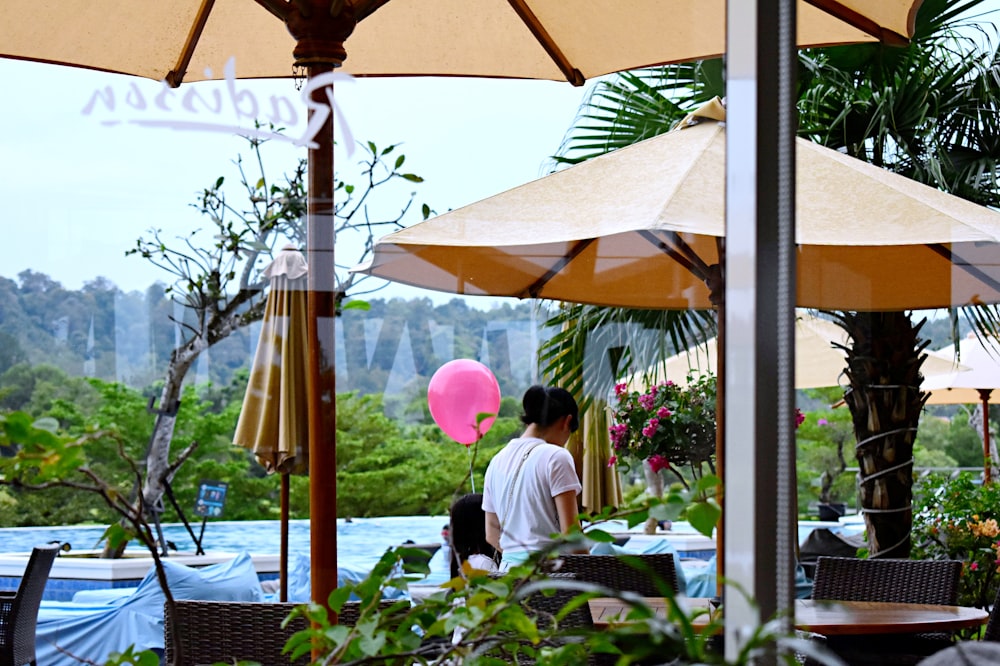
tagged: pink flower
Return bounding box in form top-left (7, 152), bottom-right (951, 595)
top-left (638, 393), bottom-right (656, 410)
top-left (648, 454), bottom-right (671, 474)
top-left (795, 408), bottom-right (805, 428)
top-left (657, 406), bottom-right (672, 418)
top-left (608, 424), bottom-right (628, 447)
top-left (642, 418), bottom-right (660, 438)
top-left (970, 562), bottom-right (980, 571)
top-left (607, 455), bottom-right (618, 468)
top-left (614, 383), bottom-right (628, 397)
top-left (817, 418), bottom-right (828, 426)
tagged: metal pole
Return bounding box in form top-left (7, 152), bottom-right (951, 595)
top-left (724, 0), bottom-right (798, 660)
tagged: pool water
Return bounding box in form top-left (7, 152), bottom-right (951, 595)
top-left (0, 516), bottom-right (449, 573)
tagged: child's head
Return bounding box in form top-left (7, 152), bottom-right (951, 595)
top-left (448, 492), bottom-right (497, 578)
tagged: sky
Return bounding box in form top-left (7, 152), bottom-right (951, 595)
top-left (0, 58), bottom-right (590, 303)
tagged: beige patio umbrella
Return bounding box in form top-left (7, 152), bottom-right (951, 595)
top-left (924, 334), bottom-right (1000, 482)
top-left (642, 312), bottom-right (966, 390)
top-left (0, 1), bottom-right (910, 85)
top-left (233, 246), bottom-right (310, 602)
top-left (357, 99), bottom-right (1000, 312)
top-left (0, 0), bottom-right (923, 606)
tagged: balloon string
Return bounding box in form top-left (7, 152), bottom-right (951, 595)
top-left (468, 446), bottom-right (476, 494)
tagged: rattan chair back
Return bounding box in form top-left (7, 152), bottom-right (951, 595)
top-left (0, 543), bottom-right (59, 666)
top-left (163, 598), bottom-right (399, 665)
top-left (811, 556), bottom-right (963, 665)
top-left (554, 553), bottom-right (680, 596)
top-left (811, 556), bottom-right (961, 605)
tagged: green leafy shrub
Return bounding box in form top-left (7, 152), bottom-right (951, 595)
top-left (912, 473), bottom-right (1000, 611)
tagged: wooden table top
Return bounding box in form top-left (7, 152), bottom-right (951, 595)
top-left (588, 597), bottom-right (989, 636)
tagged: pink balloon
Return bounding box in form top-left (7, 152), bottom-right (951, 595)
top-left (427, 360), bottom-right (501, 445)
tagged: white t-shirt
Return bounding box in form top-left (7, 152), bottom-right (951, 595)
top-left (482, 436), bottom-right (582, 563)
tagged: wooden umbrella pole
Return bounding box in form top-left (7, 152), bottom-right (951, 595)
top-left (981, 389), bottom-right (994, 484)
top-left (280, 472), bottom-right (290, 602)
top-left (284, 0), bottom-right (355, 614)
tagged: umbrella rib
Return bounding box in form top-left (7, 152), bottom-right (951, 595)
top-left (926, 243), bottom-right (1000, 299)
top-left (520, 239), bottom-right (595, 298)
top-left (165, 0), bottom-right (218, 88)
top-left (803, 0), bottom-right (910, 46)
top-left (506, 0), bottom-right (585, 86)
top-left (638, 230), bottom-right (710, 282)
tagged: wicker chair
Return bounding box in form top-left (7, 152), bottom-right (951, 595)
top-left (163, 598), bottom-right (399, 665)
top-left (491, 585), bottom-right (607, 666)
top-left (552, 553), bottom-right (680, 596)
top-left (811, 556), bottom-right (963, 665)
top-left (0, 543), bottom-right (60, 666)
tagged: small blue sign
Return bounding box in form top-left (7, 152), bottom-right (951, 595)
top-left (194, 480), bottom-right (228, 518)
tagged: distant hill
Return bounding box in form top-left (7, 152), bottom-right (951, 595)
top-left (0, 271), bottom-right (553, 415)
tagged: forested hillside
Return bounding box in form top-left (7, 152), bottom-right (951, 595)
top-left (0, 270), bottom-right (552, 416)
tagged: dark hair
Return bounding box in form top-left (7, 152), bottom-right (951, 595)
top-left (520, 385), bottom-right (579, 432)
top-left (449, 493), bottom-right (498, 578)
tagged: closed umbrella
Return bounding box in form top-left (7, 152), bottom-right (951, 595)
top-left (642, 312), bottom-right (966, 390)
top-left (925, 334), bottom-right (1000, 482)
top-left (233, 245), bottom-right (310, 602)
top-left (0, 0), bottom-right (923, 607)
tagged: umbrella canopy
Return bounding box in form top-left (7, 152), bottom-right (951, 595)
top-left (924, 333), bottom-right (1000, 482)
top-left (642, 313), bottom-right (967, 390)
top-left (233, 245), bottom-right (310, 601)
top-left (0, 1), bottom-right (911, 86)
top-left (357, 98), bottom-right (1000, 312)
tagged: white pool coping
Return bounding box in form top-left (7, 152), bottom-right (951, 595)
top-left (0, 550), bottom-right (281, 581)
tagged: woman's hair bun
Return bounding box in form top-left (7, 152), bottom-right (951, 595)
top-left (520, 385), bottom-right (579, 431)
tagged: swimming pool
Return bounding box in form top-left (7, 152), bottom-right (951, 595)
top-left (0, 515), bottom-right (862, 573)
top-left (0, 516), bottom-right (449, 572)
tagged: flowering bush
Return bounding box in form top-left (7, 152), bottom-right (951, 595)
top-left (608, 374), bottom-right (718, 477)
top-left (912, 473), bottom-right (1000, 612)
top-left (609, 373), bottom-right (805, 483)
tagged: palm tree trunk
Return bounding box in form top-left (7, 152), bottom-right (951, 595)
top-left (837, 311), bottom-right (929, 559)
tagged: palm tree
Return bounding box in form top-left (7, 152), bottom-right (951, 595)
top-left (541, 0), bottom-right (1000, 556)
top-left (796, 0), bottom-right (1000, 557)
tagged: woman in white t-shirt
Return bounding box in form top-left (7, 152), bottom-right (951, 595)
top-left (482, 385), bottom-right (583, 570)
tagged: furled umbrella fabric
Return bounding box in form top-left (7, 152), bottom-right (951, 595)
top-left (233, 245), bottom-right (310, 600)
top-left (924, 334), bottom-right (1000, 482)
top-left (565, 399), bottom-right (622, 514)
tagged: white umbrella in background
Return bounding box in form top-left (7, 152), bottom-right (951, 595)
top-left (925, 334), bottom-right (1000, 482)
top-left (640, 312), bottom-right (967, 391)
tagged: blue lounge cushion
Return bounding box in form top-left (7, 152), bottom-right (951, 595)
top-left (36, 552), bottom-right (263, 666)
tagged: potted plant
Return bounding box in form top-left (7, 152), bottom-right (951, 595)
top-left (608, 374), bottom-right (719, 534)
top-left (608, 374), bottom-right (718, 487)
